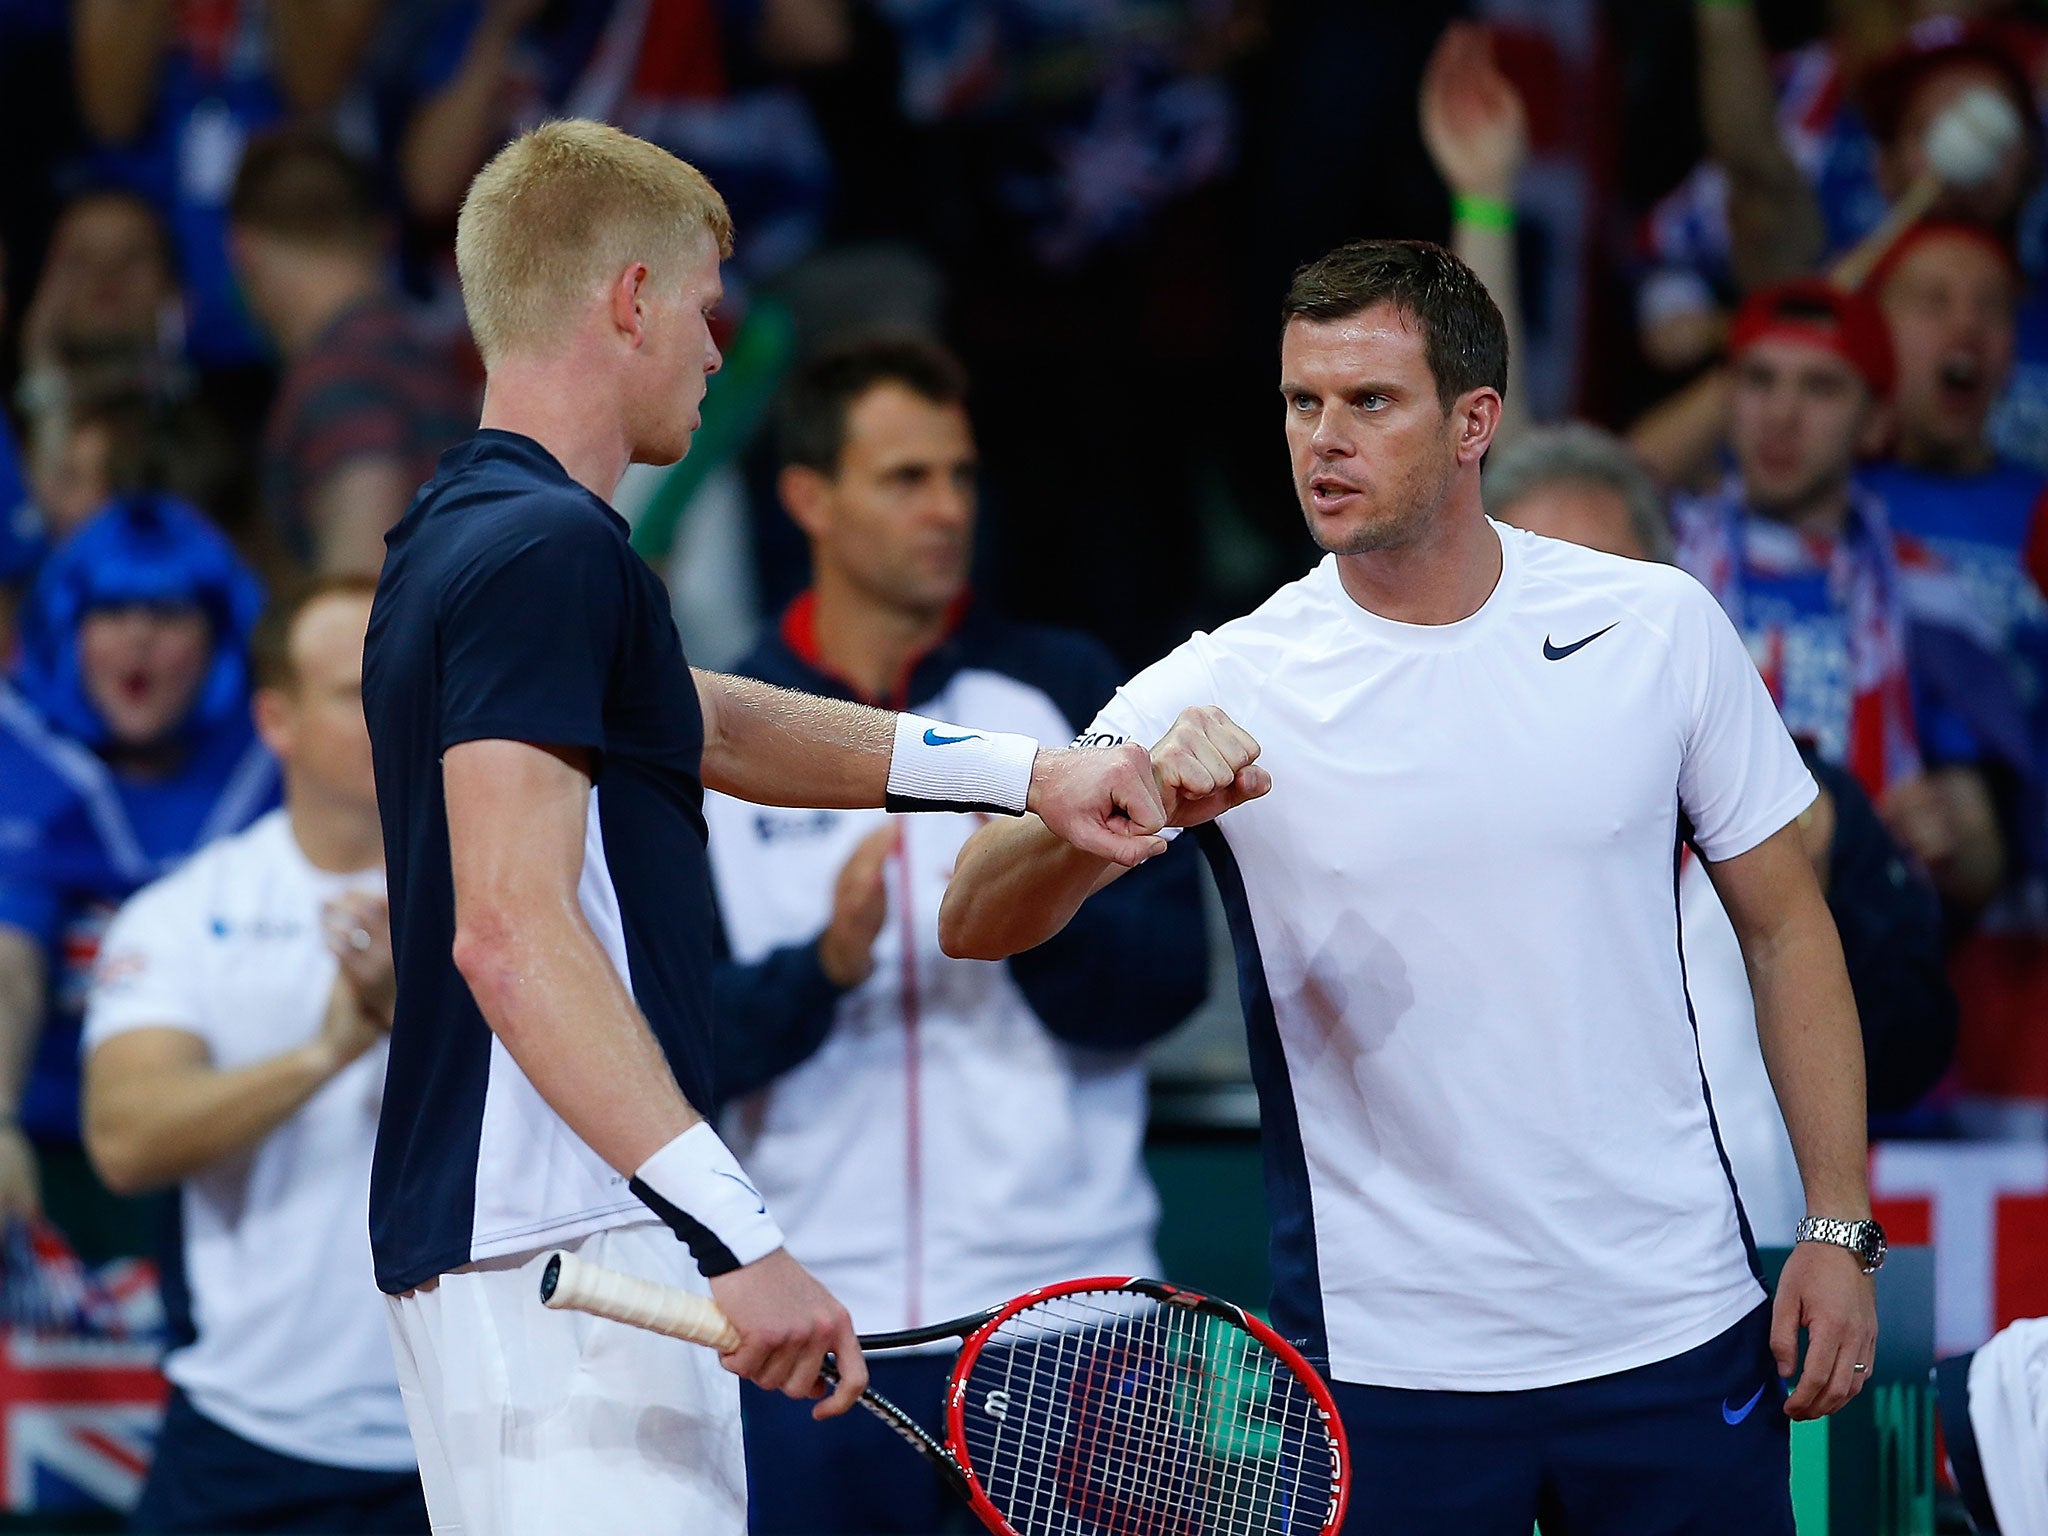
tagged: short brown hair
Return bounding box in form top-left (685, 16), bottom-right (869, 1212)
top-left (1282, 239), bottom-right (1509, 411)
top-left (778, 336), bottom-right (969, 474)
top-left (455, 120), bottom-right (733, 365)
top-left (251, 574), bottom-right (379, 693)
top-left (230, 129), bottom-right (380, 251)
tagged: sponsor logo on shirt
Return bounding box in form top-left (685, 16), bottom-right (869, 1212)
top-left (206, 917), bottom-right (306, 942)
top-left (1072, 731), bottom-right (1127, 749)
top-left (752, 809), bottom-right (838, 843)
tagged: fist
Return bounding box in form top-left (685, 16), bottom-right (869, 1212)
top-left (1151, 706), bottom-right (1271, 828)
top-left (1028, 743), bottom-right (1169, 867)
top-left (709, 1248), bottom-right (869, 1419)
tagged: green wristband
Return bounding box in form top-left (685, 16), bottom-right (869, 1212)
top-left (1453, 193), bottom-right (1515, 231)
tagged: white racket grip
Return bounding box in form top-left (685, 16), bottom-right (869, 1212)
top-left (539, 1250), bottom-right (742, 1353)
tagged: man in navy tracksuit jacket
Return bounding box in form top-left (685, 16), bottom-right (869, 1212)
top-left (703, 338), bottom-right (1209, 1534)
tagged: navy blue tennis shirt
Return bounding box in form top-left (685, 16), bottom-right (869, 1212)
top-left (362, 430), bottom-right (720, 1294)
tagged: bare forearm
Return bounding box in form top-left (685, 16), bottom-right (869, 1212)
top-left (0, 929), bottom-right (47, 1115)
top-left (456, 907), bottom-right (700, 1176)
top-left (74, 0), bottom-right (172, 143)
top-left (938, 817), bottom-right (1121, 960)
top-left (267, 0), bottom-right (380, 115)
top-left (696, 672), bottom-right (897, 807)
top-left (1746, 910), bottom-right (1872, 1218)
top-left (87, 1031), bottom-right (340, 1196)
top-left (1452, 218), bottom-right (1529, 444)
top-left (401, 18), bottom-right (520, 219)
top-left (1696, 1), bottom-right (1825, 289)
top-left (1629, 368), bottom-right (1732, 490)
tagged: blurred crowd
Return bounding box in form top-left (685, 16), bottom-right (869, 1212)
top-left (0, 0), bottom-right (2044, 1526)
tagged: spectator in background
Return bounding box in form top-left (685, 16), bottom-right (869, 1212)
top-left (387, 0), bottom-right (835, 293)
top-left (1865, 218), bottom-right (2048, 1132)
top-left (0, 496), bottom-right (276, 1227)
top-left (28, 388), bottom-right (245, 558)
top-left (1672, 279), bottom-right (2005, 910)
top-left (1637, 12), bottom-right (2048, 474)
top-left (1488, 426), bottom-right (1954, 1233)
top-left (9, 191), bottom-right (249, 565)
top-left (15, 188), bottom-right (186, 428)
top-left (69, 0), bottom-right (382, 373)
top-left (1865, 219), bottom-right (2046, 792)
top-left (705, 339), bottom-right (1208, 1534)
top-left (84, 577), bottom-right (425, 1535)
top-left (1419, 22), bottom-right (1532, 451)
top-left (229, 131), bottom-right (474, 576)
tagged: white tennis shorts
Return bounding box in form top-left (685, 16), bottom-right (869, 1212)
top-left (385, 1221), bottom-right (745, 1536)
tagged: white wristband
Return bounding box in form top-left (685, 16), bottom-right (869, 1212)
top-left (630, 1124), bottom-right (785, 1277)
top-left (885, 713), bottom-right (1038, 815)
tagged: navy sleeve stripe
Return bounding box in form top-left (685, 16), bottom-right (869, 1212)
top-left (628, 1175), bottom-right (741, 1276)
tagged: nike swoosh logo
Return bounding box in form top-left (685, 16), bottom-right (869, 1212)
top-left (710, 1169), bottom-right (767, 1214)
top-left (922, 728), bottom-right (981, 746)
top-left (1543, 623), bottom-right (1618, 661)
top-left (1721, 1384), bottom-right (1766, 1425)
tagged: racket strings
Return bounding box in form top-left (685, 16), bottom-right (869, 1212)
top-left (958, 1290), bottom-right (1338, 1536)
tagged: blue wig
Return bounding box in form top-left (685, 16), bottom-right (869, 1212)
top-left (10, 494), bottom-right (265, 748)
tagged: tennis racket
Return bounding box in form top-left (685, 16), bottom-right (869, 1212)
top-left (539, 1252), bottom-right (1349, 1536)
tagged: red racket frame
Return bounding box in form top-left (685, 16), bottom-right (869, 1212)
top-left (938, 1276), bottom-right (1350, 1536)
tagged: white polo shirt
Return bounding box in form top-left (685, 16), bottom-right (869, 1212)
top-left (84, 810), bottom-right (413, 1470)
top-left (1084, 522), bottom-right (1817, 1392)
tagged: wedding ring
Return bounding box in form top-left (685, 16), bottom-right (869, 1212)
top-left (1850, 1362), bottom-right (1868, 1373)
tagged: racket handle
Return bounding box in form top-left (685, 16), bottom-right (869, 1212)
top-left (539, 1250), bottom-right (742, 1353)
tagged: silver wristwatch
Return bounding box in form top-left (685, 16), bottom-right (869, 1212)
top-left (1794, 1216), bottom-right (1887, 1274)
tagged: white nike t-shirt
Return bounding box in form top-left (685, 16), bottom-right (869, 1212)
top-left (1084, 523), bottom-right (1816, 1391)
top-left (84, 811), bottom-right (413, 1470)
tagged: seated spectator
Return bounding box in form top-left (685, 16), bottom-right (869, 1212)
top-left (83, 576), bottom-right (425, 1535)
top-left (15, 188), bottom-right (186, 427)
top-left (228, 130), bottom-right (474, 576)
top-left (1672, 279), bottom-right (2005, 908)
top-left (0, 495), bottom-right (277, 1223)
top-left (1489, 426), bottom-right (1955, 1210)
top-left (69, 0), bottom-right (381, 372)
top-left (705, 338), bottom-right (1208, 1534)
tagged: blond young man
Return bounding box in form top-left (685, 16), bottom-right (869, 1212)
top-left (359, 122), bottom-right (1167, 1536)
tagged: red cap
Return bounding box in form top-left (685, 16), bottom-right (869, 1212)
top-left (1866, 217), bottom-right (2024, 297)
top-left (1728, 279), bottom-right (1898, 400)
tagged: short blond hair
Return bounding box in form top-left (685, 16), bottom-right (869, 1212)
top-left (455, 120), bottom-right (733, 365)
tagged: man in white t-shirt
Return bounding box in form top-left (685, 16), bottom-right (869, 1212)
top-left (941, 240), bottom-right (1883, 1533)
top-left (83, 576), bottom-right (426, 1533)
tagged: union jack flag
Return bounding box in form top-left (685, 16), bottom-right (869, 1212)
top-left (0, 1220), bottom-right (165, 1514)
top-left (0, 1328), bottom-right (165, 1513)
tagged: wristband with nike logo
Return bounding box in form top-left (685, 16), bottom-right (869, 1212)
top-left (884, 712), bottom-right (1038, 815)
top-left (631, 1123), bottom-right (785, 1277)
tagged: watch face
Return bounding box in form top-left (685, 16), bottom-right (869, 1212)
top-left (1857, 1223), bottom-right (1887, 1269)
